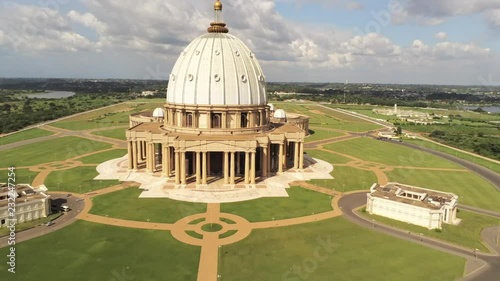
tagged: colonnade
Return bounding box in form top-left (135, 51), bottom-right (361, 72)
top-left (127, 140), bottom-right (304, 186)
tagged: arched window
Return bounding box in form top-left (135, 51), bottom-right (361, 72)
top-left (186, 113), bottom-right (193, 128)
top-left (212, 114), bottom-right (221, 128)
top-left (241, 113), bottom-right (248, 128)
top-left (256, 112), bottom-right (261, 126)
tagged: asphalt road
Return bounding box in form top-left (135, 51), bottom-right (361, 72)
top-left (339, 192), bottom-right (500, 281)
top-left (0, 193), bottom-right (85, 248)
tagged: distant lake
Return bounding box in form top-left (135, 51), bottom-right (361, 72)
top-left (24, 91), bottom-right (76, 99)
top-left (462, 106), bottom-right (500, 113)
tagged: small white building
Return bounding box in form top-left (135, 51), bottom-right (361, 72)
top-left (366, 182), bottom-right (460, 229)
top-left (0, 184), bottom-right (51, 227)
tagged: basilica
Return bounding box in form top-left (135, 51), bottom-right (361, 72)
top-left (124, 1), bottom-right (310, 189)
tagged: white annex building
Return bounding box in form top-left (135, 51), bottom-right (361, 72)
top-left (0, 184), bottom-right (51, 227)
top-left (366, 183), bottom-right (460, 229)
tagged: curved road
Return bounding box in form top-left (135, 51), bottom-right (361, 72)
top-left (339, 192), bottom-right (500, 281)
top-left (392, 140), bottom-right (500, 191)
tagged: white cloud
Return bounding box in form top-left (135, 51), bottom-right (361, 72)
top-left (0, 4), bottom-right (101, 53)
top-left (0, 0), bottom-right (498, 84)
top-left (434, 32), bottom-right (447, 40)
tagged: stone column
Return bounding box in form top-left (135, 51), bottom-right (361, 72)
top-left (278, 143), bottom-right (284, 173)
top-left (299, 142), bottom-right (304, 169)
top-left (202, 152), bottom-right (208, 185)
top-left (175, 151), bottom-right (180, 184)
top-left (294, 142), bottom-right (299, 169)
top-left (230, 152), bottom-right (235, 184)
top-left (244, 151), bottom-right (250, 184)
top-left (196, 152), bottom-right (201, 184)
top-left (262, 145), bottom-right (268, 178)
top-left (222, 112), bottom-right (227, 129)
top-left (250, 151), bottom-right (256, 184)
top-left (127, 141), bottom-right (133, 170)
top-left (132, 141), bottom-right (138, 170)
top-left (145, 143), bottom-right (151, 172)
top-left (150, 143), bottom-right (156, 172)
top-left (162, 145), bottom-right (169, 177)
top-left (181, 152), bottom-right (187, 185)
top-left (223, 152), bottom-right (229, 184)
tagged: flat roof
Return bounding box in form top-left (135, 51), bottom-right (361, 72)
top-left (128, 123), bottom-right (164, 134)
top-left (0, 184), bottom-right (49, 208)
top-left (370, 183), bottom-right (457, 210)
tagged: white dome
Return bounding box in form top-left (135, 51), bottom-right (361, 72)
top-left (273, 109), bottom-right (287, 119)
top-left (166, 33), bottom-right (267, 106)
top-left (152, 108), bottom-right (164, 118)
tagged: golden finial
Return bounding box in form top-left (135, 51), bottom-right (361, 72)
top-left (208, 0), bottom-right (228, 33)
top-left (214, 0), bottom-right (223, 11)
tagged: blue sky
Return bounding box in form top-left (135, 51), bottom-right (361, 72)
top-left (1, 0), bottom-right (500, 85)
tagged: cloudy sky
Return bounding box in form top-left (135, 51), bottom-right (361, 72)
top-left (1, 0), bottom-right (500, 85)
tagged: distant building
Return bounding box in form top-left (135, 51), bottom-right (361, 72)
top-left (0, 184), bottom-right (51, 227)
top-left (366, 183), bottom-right (460, 229)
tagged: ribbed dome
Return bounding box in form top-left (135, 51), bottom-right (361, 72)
top-left (166, 33), bottom-right (267, 106)
top-left (152, 108), bottom-right (164, 118)
top-left (274, 109), bottom-right (287, 119)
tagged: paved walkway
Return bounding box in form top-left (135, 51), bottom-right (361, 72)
top-left (2, 102), bottom-right (500, 281)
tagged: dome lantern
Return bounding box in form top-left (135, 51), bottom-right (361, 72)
top-left (208, 0), bottom-right (229, 33)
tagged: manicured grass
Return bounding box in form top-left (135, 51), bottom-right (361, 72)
top-left (201, 223), bottom-right (223, 232)
top-left (44, 166), bottom-right (119, 193)
top-left (0, 221), bottom-right (200, 281)
top-left (386, 169), bottom-right (500, 212)
top-left (407, 139), bottom-right (500, 173)
top-left (305, 149), bottom-right (352, 164)
top-left (310, 166), bottom-right (378, 192)
top-left (219, 217), bottom-right (464, 281)
top-left (326, 137), bottom-right (461, 168)
top-left (0, 128), bottom-right (54, 146)
top-left (274, 103), bottom-right (382, 132)
top-left (78, 149), bottom-right (127, 164)
top-left (51, 102), bottom-right (163, 131)
top-left (360, 210), bottom-right (499, 252)
top-left (220, 186), bottom-right (333, 222)
top-left (0, 169), bottom-right (38, 185)
top-left (305, 129), bottom-right (344, 143)
top-left (89, 188), bottom-right (207, 223)
top-left (1, 136), bottom-right (113, 168)
top-left (91, 127), bottom-right (127, 140)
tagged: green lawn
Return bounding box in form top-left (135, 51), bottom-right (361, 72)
top-left (220, 187), bottom-right (333, 222)
top-left (407, 139), bottom-right (500, 173)
top-left (274, 103), bottom-right (382, 132)
top-left (305, 149), bottom-right (352, 164)
top-left (386, 169), bottom-right (500, 212)
top-left (89, 188), bottom-right (207, 223)
top-left (305, 129), bottom-right (344, 143)
top-left (0, 221), bottom-right (200, 281)
top-left (51, 102), bottom-right (163, 131)
top-left (91, 127), bottom-right (127, 140)
top-left (78, 149), bottom-right (127, 164)
top-left (219, 217), bottom-right (464, 281)
top-left (361, 210), bottom-right (499, 252)
top-left (0, 169), bottom-right (38, 185)
top-left (44, 166), bottom-right (119, 193)
top-left (326, 137), bottom-right (461, 169)
top-left (0, 128), bottom-right (54, 146)
top-left (309, 166), bottom-right (378, 192)
top-left (1, 136), bottom-right (113, 168)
